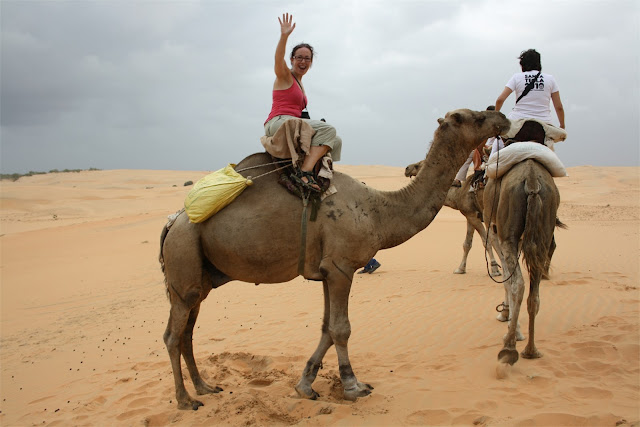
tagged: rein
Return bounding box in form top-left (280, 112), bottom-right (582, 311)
top-left (235, 159), bottom-right (291, 180)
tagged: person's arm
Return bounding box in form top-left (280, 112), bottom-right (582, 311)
top-left (274, 13), bottom-right (295, 88)
top-left (495, 87), bottom-right (513, 112)
top-left (551, 91), bottom-right (565, 129)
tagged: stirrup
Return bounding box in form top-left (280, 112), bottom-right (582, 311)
top-left (292, 170), bottom-right (322, 193)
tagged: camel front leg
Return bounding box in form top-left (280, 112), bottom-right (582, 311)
top-left (295, 281), bottom-right (334, 399)
top-left (181, 303), bottom-right (224, 396)
top-left (521, 273), bottom-right (543, 359)
top-left (326, 263), bottom-right (373, 401)
top-left (498, 246), bottom-right (526, 366)
top-left (454, 220), bottom-right (475, 274)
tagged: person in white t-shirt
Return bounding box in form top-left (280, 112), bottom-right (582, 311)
top-left (495, 49), bottom-right (565, 128)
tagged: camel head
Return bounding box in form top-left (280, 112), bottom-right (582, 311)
top-left (404, 160), bottom-right (424, 178)
top-left (436, 109), bottom-right (511, 144)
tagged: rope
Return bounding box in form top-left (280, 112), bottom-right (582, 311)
top-left (235, 159), bottom-right (292, 181)
top-left (298, 194), bottom-right (310, 276)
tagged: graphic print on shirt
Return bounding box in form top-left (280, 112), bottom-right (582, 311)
top-left (525, 73), bottom-right (545, 91)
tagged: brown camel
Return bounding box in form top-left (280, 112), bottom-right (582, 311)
top-left (405, 160), bottom-right (501, 276)
top-left (482, 124), bottom-right (563, 373)
top-left (159, 109), bottom-right (511, 409)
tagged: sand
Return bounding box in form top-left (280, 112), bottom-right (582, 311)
top-left (1, 165), bottom-right (638, 426)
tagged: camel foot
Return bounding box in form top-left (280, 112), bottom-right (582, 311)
top-left (498, 348), bottom-right (519, 366)
top-left (453, 268), bottom-right (466, 274)
top-left (343, 381), bottom-right (374, 401)
top-left (516, 331), bottom-right (526, 342)
top-left (195, 382), bottom-right (223, 396)
top-left (177, 398), bottom-right (204, 411)
top-left (521, 348), bottom-right (543, 359)
top-left (294, 383), bottom-right (320, 400)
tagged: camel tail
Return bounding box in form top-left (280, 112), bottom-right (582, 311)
top-left (521, 178), bottom-right (551, 279)
top-left (556, 217), bottom-right (568, 230)
top-left (159, 223), bottom-right (170, 297)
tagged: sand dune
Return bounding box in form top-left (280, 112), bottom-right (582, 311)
top-left (1, 165), bottom-right (638, 426)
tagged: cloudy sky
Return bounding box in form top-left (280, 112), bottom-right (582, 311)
top-left (1, 0), bottom-right (638, 174)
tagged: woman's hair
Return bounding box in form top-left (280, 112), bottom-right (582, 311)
top-left (290, 43), bottom-right (314, 60)
top-left (518, 49), bottom-right (542, 72)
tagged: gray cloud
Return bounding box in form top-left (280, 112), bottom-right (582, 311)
top-left (1, 0), bottom-right (638, 174)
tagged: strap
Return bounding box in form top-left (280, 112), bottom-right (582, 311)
top-left (291, 73), bottom-right (307, 109)
top-left (515, 71), bottom-right (542, 103)
top-left (298, 194), bottom-right (310, 276)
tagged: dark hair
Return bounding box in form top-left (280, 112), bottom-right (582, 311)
top-left (486, 105), bottom-right (496, 111)
top-left (519, 49), bottom-right (541, 72)
top-left (290, 43), bottom-right (314, 60)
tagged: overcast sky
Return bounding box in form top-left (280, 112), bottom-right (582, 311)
top-left (1, 0), bottom-right (638, 174)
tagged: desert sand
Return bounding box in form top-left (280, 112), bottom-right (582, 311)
top-left (1, 164), bottom-right (638, 426)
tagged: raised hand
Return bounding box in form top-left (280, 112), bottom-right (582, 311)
top-left (278, 13), bottom-right (295, 36)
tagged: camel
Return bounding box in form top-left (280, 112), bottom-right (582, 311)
top-left (159, 109), bottom-right (511, 409)
top-left (482, 121), bottom-right (563, 372)
top-left (405, 160), bottom-right (501, 276)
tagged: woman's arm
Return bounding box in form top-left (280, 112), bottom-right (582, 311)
top-left (551, 91), bottom-right (565, 129)
top-left (495, 87), bottom-right (512, 112)
top-left (274, 13), bottom-right (295, 89)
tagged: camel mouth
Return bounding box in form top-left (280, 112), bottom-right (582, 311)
top-left (498, 122), bottom-right (512, 137)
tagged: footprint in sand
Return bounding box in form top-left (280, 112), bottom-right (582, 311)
top-left (405, 409), bottom-right (452, 425)
top-left (572, 386), bottom-right (614, 400)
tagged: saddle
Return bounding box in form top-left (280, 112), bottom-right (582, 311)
top-left (270, 156), bottom-right (332, 222)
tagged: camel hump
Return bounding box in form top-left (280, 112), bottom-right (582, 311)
top-left (523, 172), bottom-right (542, 196)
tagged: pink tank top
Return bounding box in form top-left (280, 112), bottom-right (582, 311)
top-left (264, 81), bottom-right (308, 124)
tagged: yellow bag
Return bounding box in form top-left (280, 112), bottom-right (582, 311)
top-left (184, 164), bottom-right (253, 223)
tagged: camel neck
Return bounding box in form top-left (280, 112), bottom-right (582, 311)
top-left (375, 133), bottom-right (486, 250)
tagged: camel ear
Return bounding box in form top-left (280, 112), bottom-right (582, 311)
top-left (475, 113), bottom-right (487, 125)
top-left (437, 118), bottom-right (444, 125)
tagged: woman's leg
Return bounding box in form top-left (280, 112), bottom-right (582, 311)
top-left (301, 145), bottom-right (330, 172)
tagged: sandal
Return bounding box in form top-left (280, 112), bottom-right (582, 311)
top-left (451, 180), bottom-right (462, 187)
top-left (292, 170), bottom-right (322, 193)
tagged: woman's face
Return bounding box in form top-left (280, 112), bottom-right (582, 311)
top-left (290, 47), bottom-right (313, 76)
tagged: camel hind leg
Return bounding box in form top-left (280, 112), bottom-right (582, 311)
top-left (497, 244), bottom-right (526, 366)
top-left (521, 273), bottom-right (543, 359)
top-left (542, 234), bottom-right (556, 280)
top-left (161, 215), bottom-right (224, 410)
top-left (181, 303), bottom-right (224, 395)
top-left (164, 296), bottom-right (205, 410)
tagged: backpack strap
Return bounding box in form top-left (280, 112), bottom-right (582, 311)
top-left (516, 71), bottom-right (542, 103)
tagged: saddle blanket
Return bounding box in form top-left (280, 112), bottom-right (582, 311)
top-left (485, 141), bottom-right (567, 179)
